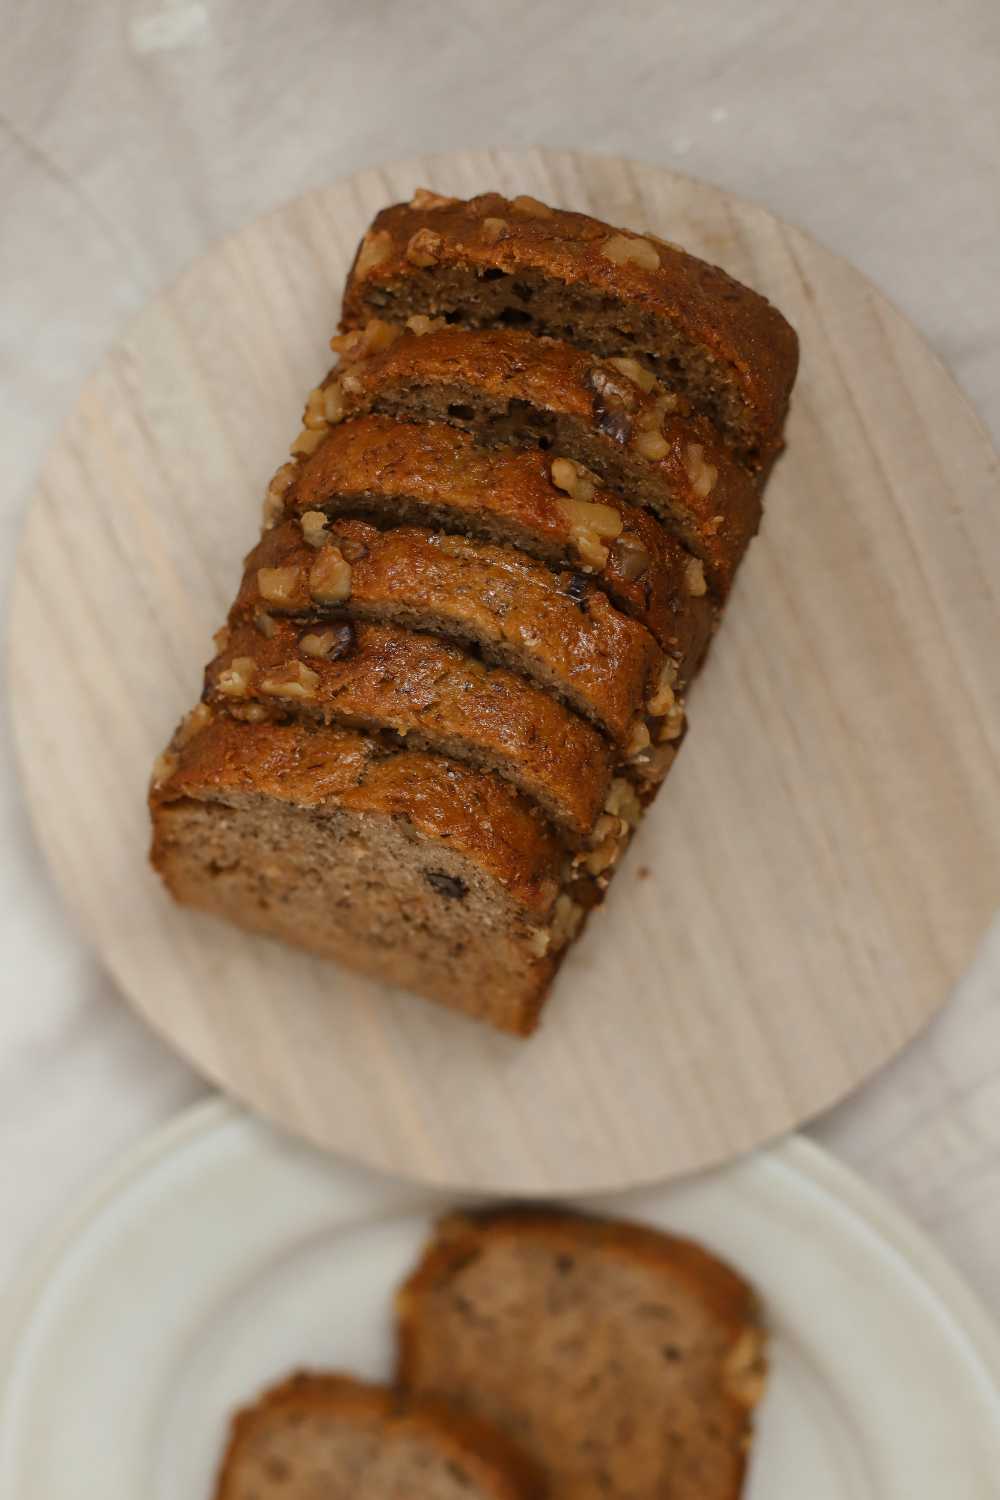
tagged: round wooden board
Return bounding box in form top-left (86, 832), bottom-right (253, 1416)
top-left (10, 148), bottom-right (1000, 1194)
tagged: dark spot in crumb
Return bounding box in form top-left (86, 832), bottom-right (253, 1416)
top-left (497, 306), bottom-right (532, 327)
top-left (555, 1253), bottom-right (574, 1274)
top-left (480, 267), bottom-right (505, 281)
top-left (447, 403), bottom-right (475, 421)
top-left (563, 573), bottom-right (591, 612)
top-left (511, 281), bottom-right (535, 302)
top-left (425, 870), bottom-right (468, 900)
top-left (663, 1344), bottom-right (683, 1362)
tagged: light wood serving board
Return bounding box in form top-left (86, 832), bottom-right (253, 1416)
top-left (10, 149), bottom-right (1000, 1194)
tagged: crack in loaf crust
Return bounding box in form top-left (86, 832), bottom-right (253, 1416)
top-left (286, 415), bottom-right (716, 666)
top-left (214, 1371), bottom-right (547, 1500)
top-left (204, 617), bottom-right (616, 842)
top-left (150, 719), bottom-right (571, 1034)
top-left (341, 190), bottom-right (799, 464)
top-left (319, 325), bottom-right (762, 596)
top-left (396, 1208), bottom-right (767, 1500)
top-left (237, 516), bottom-right (667, 744)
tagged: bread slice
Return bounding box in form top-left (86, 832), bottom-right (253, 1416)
top-left (204, 618), bottom-right (621, 841)
top-left (341, 189), bottom-right (798, 464)
top-left (284, 415), bottom-right (715, 668)
top-left (310, 325), bottom-right (761, 595)
top-left (397, 1209), bottom-right (766, 1499)
top-left (150, 716), bottom-right (581, 1033)
top-left (215, 1372), bottom-right (545, 1500)
top-left (237, 517), bottom-right (668, 744)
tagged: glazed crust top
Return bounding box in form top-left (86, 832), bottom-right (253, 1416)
top-left (286, 415), bottom-right (714, 666)
top-left (152, 716), bottom-right (563, 914)
top-left (341, 190), bottom-right (798, 453)
top-left (237, 517), bottom-right (664, 743)
top-left (216, 1371), bottom-right (547, 1500)
top-left (323, 326), bottom-right (761, 594)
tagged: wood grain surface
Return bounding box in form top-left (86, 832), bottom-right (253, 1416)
top-left (9, 148), bottom-right (1000, 1194)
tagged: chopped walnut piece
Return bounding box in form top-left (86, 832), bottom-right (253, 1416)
top-left (405, 228), bottom-right (443, 267)
top-left (580, 813), bottom-right (627, 877)
top-left (605, 777), bottom-right (642, 826)
top-left (608, 356), bottom-right (657, 393)
top-left (150, 750), bottom-right (179, 789)
top-left (550, 455), bottom-right (597, 504)
top-left (322, 381), bottom-right (347, 424)
top-left (175, 702), bottom-right (213, 747)
top-left (257, 566), bottom-right (301, 605)
top-left (299, 511), bottom-right (329, 549)
top-left (601, 233), bottom-right (661, 270)
top-left (554, 495), bottom-right (623, 541)
top-left (550, 892), bottom-right (584, 948)
top-left (309, 545), bottom-right (352, 604)
top-left (684, 442), bottom-right (719, 498)
top-left (335, 534), bottom-right (370, 563)
top-left (634, 429), bottom-right (669, 461)
top-left (647, 662), bottom-right (677, 717)
top-left (216, 657), bottom-right (256, 698)
top-left (685, 557), bottom-right (708, 596)
top-left (405, 314), bottom-right (447, 336)
top-left (212, 625), bottom-right (231, 654)
top-left (510, 194), bottom-right (554, 218)
top-left (259, 661), bottom-right (320, 700)
top-left (253, 608), bottom-right (277, 639)
top-left (626, 720), bottom-right (652, 758)
top-left (480, 216), bottom-right (508, 244)
top-left (610, 533), bottom-right (651, 582)
top-left (331, 318), bottom-right (401, 361)
top-left (409, 187), bottom-right (456, 210)
top-left (303, 387), bottom-right (328, 430)
top-left (339, 370), bottom-right (363, 396)
top-left (527, 926), bottom-right (551, 958)
top-left (655, 700), bottom-right (686, 742)
top-left (289, 426), bottom-right (326, 458)
top-left (228, 702), bottom-right (269, 723)
top-left (354, 228), bottom-right (392, 279)
top-left (299, 623), bottom-right (353, 660)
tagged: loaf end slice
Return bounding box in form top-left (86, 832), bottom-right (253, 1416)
top-left (215, 1371), bottom-right (547, 1500)
top-left (150, 715), bottom-right (578, 1034)
top-left (397, 1209), bottom-right (766, 1499)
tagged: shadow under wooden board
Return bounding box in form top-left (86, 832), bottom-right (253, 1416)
top-left (10, 148), bottom-right (1000, 1194)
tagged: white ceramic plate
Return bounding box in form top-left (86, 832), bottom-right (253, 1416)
top-left (2, 1102), bottom-right (999, 1499)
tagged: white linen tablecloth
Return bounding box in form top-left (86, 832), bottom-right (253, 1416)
top-left (2, 0), bottom-right (998, 1306)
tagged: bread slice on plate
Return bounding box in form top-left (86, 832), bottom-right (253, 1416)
top-left (283, 414), bottom-right (715, 666)
top-left (315, 325), bottom-right (761, 595)
top-left (340, 189), bottom-right (799, 465)
top-left (214, 1371), bottom-right (545, 1500)
top-left (397, 1209), bottom-right (766, 1499)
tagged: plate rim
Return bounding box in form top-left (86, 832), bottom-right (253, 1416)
top-left (2, 1095), bottom-right (1000, 1442)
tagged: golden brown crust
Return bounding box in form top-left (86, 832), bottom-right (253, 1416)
top-left (238, 517), bottom-right (664, 743)
top-left (216, 1371), bottom-right (547, 1500)
top-left (322, 326), bottom-right (760, 595)
top-left (203, 618), bottom-right (614, 840)
top-left (287, 416), bottom-right (714, 669)
top-left (152, 715), bottom-right (564, 915)
top-left (342, 191), bottom-right (798, 458)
